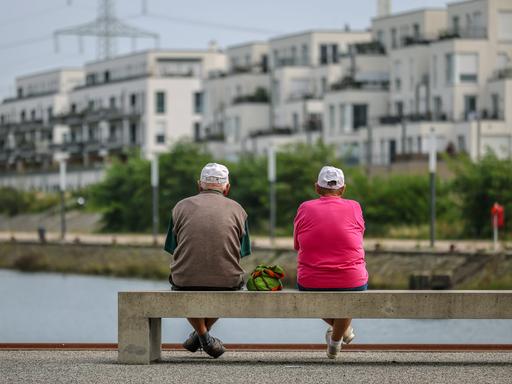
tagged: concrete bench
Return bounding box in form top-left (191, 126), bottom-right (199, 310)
top-left (118, 290), bottom-right (512, 364)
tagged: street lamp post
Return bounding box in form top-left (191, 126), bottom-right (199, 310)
top-left (428, 128), bottom-right (437, 248)
top-left (56, 152), bottom-right (69, 241)
top-left (268, 145), bottom-right (276, 247)
top-left (151, 154), bottom-right (159, 245)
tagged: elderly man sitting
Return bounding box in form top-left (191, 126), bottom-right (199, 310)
top-left (164, 163), bottom-right (251, 358)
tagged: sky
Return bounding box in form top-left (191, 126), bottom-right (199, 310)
top-left (0, 0), bottom-right (454, 100)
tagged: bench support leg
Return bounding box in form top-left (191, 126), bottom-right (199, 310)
top-left (118, 315), bottom-right (162, 364)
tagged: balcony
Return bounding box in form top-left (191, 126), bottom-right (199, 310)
top-left (401, 35), bottom-right (431, 47)
top-left (346, 41), bottom-right (386, 56)
top-left (438, 26), bottom-right (487, 40)
top-left (378, 113), bottom-right (449, 125)
top-left (493, 67), bottom-right (512, 81)
top-left (232, 88), bottom-right (270, 104)
top-left (249, 126), bottom-right (293, 138)
top-left (330, 76), bottom-right (389, 92)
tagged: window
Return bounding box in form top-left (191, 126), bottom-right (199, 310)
top-left (109, 124), bottom-right (117, 141)
top-left (17, 87), bottom-right (23, 98)
top-left (353, 104), bottom-right (368, 130)
top-left (452, 16), bottom-right (460, 33)
top-left (457, 135), bottom-right (466, 152)
top-left (409, 58), bottom-right (415, 91)
top-left (109, 96), bottom-right (116, 109)
top-left (498, 11), bottom-right (512, 40)
top-left (320, 44), bottom-right (329, 65)
top-left (458, 53), bottom-right (478, 83)
top-left (31, 109), bottom-right (36, 120)
top-left (394, 60), bottom-right (402, 90)
top-left (497, 52), bottom-right (510, 70)
top-left (47, 107), bottom-right (53, 120)
top-left (301, 44), bottom-right (309, 66)
top-left (339, 104), bottom-right (346, 133)
top-left (130, 123), bottom-right (137, 144)
top-left (20, 110), bottom-right (26, 121)
top-left (446, 54), bottom-right (454, 84)
top-left (376, 30), bottom-right (384, 45)
top-left (395, 101), bottom-right (404, 116)
top-left (433, 96), bottom-right (442, 119)
top-left (130, 93), bottom-right (137, 107)
top-left (413, 24), bottom-right (420, 39)
top-left (464, 95), bottom-right (477, 120)
top-left (292, 112), bottom-right (299, 131)
top-left (291, 46), bottom-right (297, 65)
top-left (155, 91), bottom-right (166, 114)
top-left (88, 100), bottom-right (94, 110)
top-left (155, 122), bottom-right (166, 143)
top-left (432, 55), bottom-right (438, 88)
top-left (273, 49), bottom-right (279, 67)
top-left (331, 44), bottom-right (339, 63)
top-left (491, 93), bottom-right (500, 118)
top-left (104, 71), bottom-right (110, 83)
top-left (194, 92), bottom-right (203, 114)
top-left (194, 122), bottom-right (201, 142)
top-left (391, 28), bottom-right (397, 48)
top-left (328, 105), bottom-right (335, 134)
top-left (407, 137), bottom-right (413, 153)
top-left (321, 77), bottom-right (327, 94)
top-left (417, 136), bottom-right (422, 153)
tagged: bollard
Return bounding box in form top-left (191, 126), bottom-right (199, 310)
top-left (37, 227), bottom-right (46, 244)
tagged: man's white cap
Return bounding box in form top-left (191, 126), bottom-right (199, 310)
top-left (317, 166), bottom-right (344, 189)
top-left (200, 163), bottom-right (229, 184)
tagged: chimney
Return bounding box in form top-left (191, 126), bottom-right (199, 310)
top-left (377, 0), bottom-right (391, 17)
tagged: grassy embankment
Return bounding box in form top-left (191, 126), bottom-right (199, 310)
top-left (1, 241), bottom-right (511, 289)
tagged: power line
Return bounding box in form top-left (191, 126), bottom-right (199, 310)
top-left (0, 35), bottom-right (53, 51)
top-left (142, 12), bottom-right (283, 35)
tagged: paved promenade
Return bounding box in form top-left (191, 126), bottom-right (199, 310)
top-left (1, 350), bottom-right (511, 384)
top-left (1, 231), bottom-right (510, 252)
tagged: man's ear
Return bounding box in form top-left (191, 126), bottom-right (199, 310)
top-left (223, 184), bottom-right (231, 196)
top-left (314, 182), bottom-right (320, 195)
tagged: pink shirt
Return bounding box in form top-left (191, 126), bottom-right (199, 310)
top-left (293, 196), bottom-right (368, 289)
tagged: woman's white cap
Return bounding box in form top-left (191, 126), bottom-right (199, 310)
top-left (200, 163), bottom-right (229, 184)
top-left (317, 166), bottom-right (344, 189)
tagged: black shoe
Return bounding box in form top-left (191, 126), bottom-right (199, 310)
top-left (201, 336), bottom-right (225, 358)
top-left (183, 331), bottom-right (201, 353)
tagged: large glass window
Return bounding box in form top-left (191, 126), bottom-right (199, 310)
top-left (458, 53), bottom-right (478, 83)
top-left (328, 104), bottom-right (335, 133)
top-left (301, 44), bottom-right (309, 66)
top-left (353, 104), bottom-right (368, 130)
top-left (445, 54), bottom-right (454, 84)
top-left (194, 92), bottom-right (203, 114)
top-left (498, 11), bottom-right (512, 40)
top-left (155, 91), bottom-right (166, 114)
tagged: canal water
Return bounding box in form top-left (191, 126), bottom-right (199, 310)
top-left (0, 269), bottom-right (511, 344)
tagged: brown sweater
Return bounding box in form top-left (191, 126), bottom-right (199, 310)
top-left (164, 190), bottom-right (251, 288)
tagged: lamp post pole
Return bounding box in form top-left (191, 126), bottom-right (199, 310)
top-left (151, 154), bottom-right (159, 245)
top-left (428, 128), bottom-right (437, 248)
top-left (268, 145), bottom-right (276, 247)
top-left (57, 153), bottom-right (69, 241)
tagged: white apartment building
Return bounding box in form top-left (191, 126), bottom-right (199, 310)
top-left (202, 0), bottom-right (512, 166)
top-left (202, 30), bottom-right (372, 158)
top-left (0, 69), bottom-right (84, 172)
top-left (0, 48), bottom-right (226, 189)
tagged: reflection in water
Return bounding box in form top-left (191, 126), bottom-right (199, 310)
top-left (0, 270), bottom-right (511, 344)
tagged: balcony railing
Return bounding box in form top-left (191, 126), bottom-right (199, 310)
top-left (331, 77), bottom-right (389, 91)
top-left (249, 126), bottom-right (293, 138)
top-left (347, 41), bottom-right (386, 55)
top-left (232, 87), bottom-right (270, 104)
top-left (439, 26), bottom-right (487, 40)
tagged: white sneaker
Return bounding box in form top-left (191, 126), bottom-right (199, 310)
top-left (325, 328), bottom-right (341, 359)
top-left (343, 326), bottom-right (355, 344)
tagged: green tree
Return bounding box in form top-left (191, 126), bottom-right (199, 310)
top-left (452, 154), bottom-right (512, 237)
top-left (90, 156), bottom-right (152, 232)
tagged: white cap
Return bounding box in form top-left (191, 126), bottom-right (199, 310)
top-left (200, 163), bottom-right (229, 184)
top-left (317, 166), bottom-right (344, 189)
